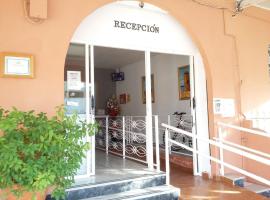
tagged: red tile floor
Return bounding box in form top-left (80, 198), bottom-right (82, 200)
top-left (162, 162), bottom-right (268, 200)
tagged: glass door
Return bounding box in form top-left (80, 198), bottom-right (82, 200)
top-left (64, 43), bottom-right (95, 178)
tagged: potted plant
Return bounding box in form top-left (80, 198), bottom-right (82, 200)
top-left (0, 106), bottom-right (97, 200)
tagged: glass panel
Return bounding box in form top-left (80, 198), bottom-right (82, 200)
top-left (64, 43), bottom-right (89, 176)
top-left (64, 43), bottom-right (86, 115)
top-left (150, 52), bottom-right (193, 154)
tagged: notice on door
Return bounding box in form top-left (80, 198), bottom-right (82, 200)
top-left (67, 71), bottom-right (81, 91)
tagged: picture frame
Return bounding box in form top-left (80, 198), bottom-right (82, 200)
top-left (141, 74), bottom-right (155, 104)
top-left (119, 94), bottom-right (127, 104)
top-left (178, 65), bottom-right (190, 100)
top-left (0, 52), bottom-right (34, 78)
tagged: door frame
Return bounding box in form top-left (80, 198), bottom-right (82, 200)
top-left (69, 40), bottom-right (209, 178)
top-left (70, 43), bottom-right (95, 179)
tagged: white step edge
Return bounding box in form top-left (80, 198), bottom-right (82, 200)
top-left (224, 173), bottom-right (245, 181)
top-left (66, 173), bottom-right (166, 192)
top-left (81, 185), bottom-right (180, 200)
top-left (244, 182), bottom-right (270, 193)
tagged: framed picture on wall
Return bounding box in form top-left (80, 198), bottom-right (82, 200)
top-left (178, 65), bottom-right (190, 100)
top-left (119, 93), bottom-right (127, 104)
top-left (0, 52), bottom-right (34, 78)
top-left (141, 74), bottom-right (155, 104)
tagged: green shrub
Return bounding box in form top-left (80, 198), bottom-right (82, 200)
top-left (0, 106), bottom-right (97, 199)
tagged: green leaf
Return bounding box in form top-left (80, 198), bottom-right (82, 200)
top-left (0, 105), bottom-right (97, 199)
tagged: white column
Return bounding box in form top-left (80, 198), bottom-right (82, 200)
top-left (167, 115), bottom-right (171, 154)
top-left (165, 128), bottom-right (170, 185)
top-left (90, 45), bottom-right (95, 175)
top-left (155, 115), bottom-right (160, 172)
top-left (145, 51), bottom-right (154, 170)
top-left (106, 116), bottom-right (109, 154)
top-left (190, 55), bottom-right (198, 175)
top-left (85, 44), bottom-right (91, 176)
top-left (123, 116), bottom-right (126, 159)
top-left (218, 127), bottom-right (225, 176)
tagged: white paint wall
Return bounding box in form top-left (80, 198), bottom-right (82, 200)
top-left (71, 1), bottom-right (197, 55)
top-left (116, 53), bottom-right (190, 124)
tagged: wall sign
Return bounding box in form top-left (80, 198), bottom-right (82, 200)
top-left (114, 20), bottom-right (159, 33)
top-left (213, 98), bottom-right (235, 117)
top-left (67, 71), bottom-right (82, 91)
top-left (0, 52), bottom-right (34, 78)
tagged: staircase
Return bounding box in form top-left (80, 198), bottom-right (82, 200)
top-left (224, 173), bottom-right (270, 198)
top-left (46, 173), bottom-right (180, 200)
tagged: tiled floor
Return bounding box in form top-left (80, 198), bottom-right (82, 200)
top-left (72, 150), bottom-right (160, 187)
top-left (74, 150), bottom-right (268, 199)
top-left (165, 162), bottom-right (268, 200)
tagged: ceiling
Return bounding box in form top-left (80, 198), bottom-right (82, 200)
top-left (66, 44), bottom-right (144, 69)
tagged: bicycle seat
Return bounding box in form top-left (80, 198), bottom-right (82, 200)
top-left (173, 112), bottom-right (186, 116)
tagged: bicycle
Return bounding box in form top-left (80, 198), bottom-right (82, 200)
top-left (163, 112), bottom-right (193, 151)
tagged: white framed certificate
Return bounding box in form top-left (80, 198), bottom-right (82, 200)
top-left (0, 52), bottom-right (34, 78)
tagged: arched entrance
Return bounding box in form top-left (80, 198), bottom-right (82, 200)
top-left (64, 1), bottom-right (210, 178)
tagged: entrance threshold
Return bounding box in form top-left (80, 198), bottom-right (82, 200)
top-left (44, 150), bottom-right (180, 200)
top-left (72, 149), bottom-right (162, 187)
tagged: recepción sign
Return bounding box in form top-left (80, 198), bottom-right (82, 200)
top-left (114, 20), bottom-right (159, 33)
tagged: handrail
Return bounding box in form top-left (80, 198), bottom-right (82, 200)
top-left (169, 138), bottom-right (270, 186)
top-left (95, 115), bottom-right (159, 118)
top-left (213, 137), bottom-right (270, 159)
top-left (162, 124), bottom-right (270, 166)
top-left (246, 117), bottom-right (270, 120)
top-left (217, 121), bottom-right (270, 138)
top-left (162, 123), bottom-right (270, 186)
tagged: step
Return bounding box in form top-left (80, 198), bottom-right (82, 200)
top-left (46, 174), bottom-right (166, 200)
top-left (223, 173), bottom-right (245, 187)
top-left (81, 185), bottom-right (180, 200)
top-left (244, 182), bottom-right (270, 198)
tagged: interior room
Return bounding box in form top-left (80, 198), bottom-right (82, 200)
top-left (93, 47), bottom-right (192, 126)
top-left (64, 44), bottom-right (194, 173)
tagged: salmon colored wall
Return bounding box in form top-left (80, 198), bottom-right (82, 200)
top-left (0, 0), bottom-right (270, 176)
top-left (242, 120), bottom-right (270, 183)
top-left (224, 7), bottom-right (270, 181)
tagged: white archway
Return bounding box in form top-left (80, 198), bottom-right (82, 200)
top-left (70, 1), bottom-right (211, 176)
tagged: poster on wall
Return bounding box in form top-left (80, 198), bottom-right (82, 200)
top-left (178, 65), bottom-right (190, 100)
top-left (141, 74), bottom-right (155, 104)
top-left (67, 71), bottom-right (81, 91)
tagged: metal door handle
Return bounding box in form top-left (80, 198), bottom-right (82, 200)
top-left (91, 95), bottom-right (95, 110)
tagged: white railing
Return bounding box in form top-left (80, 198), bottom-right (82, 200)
top-left (95, 115), bottom-right (160, 171)
top-left (218, 121), bottom-right (270, 138)
top-left (162, 123), bottom-right (270, 186)
top-left (245, 112), bottom-right (270, 133)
